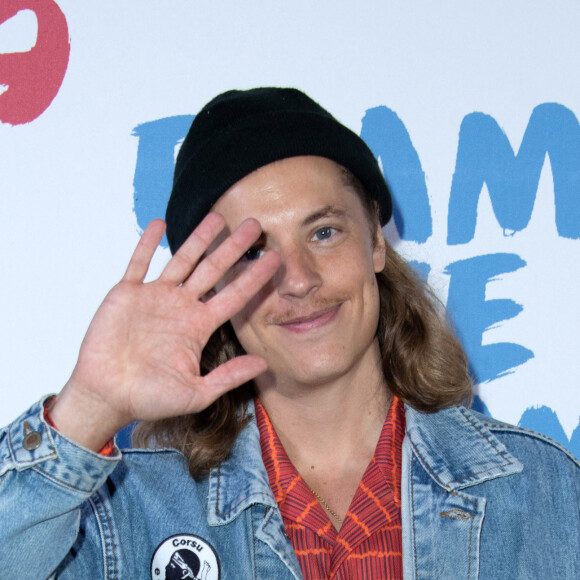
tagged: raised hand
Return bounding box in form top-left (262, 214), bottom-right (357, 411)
top-left (50, 214), bottom-right (280, 451)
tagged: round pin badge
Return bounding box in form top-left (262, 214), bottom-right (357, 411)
top-left (151, 533), bottom-right (220, 580)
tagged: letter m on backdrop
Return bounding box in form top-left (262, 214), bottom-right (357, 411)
top-left (447, 104), bottom-right (580, 244)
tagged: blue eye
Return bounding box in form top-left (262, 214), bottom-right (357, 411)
top-left (313, 227), bottom-right (336, 241)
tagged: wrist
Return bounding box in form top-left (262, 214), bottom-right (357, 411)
top-left (50, 382), bottom-right (128, 452)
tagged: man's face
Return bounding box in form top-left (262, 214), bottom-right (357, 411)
top-left (212, 156), bottom-right (386, 391)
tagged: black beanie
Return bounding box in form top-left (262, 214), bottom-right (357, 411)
top-left (165, 87), bottom-right (392, 253)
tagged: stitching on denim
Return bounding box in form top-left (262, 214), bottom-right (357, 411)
top-left (214, 466), bottom-right (244, 518)
top-left (410, 456), bottom-right (419, 576)
top-left (215, 466), bottom-right (222, 517)
top-left (103, 492), bottom-right (119, 580)
top-left (88, 495), bottom-right (110, 580)
top-left (213, 465), bottom-right (276, 519)
top-left (412, 453), bottom-right (479, 578)
top-left (450, 489), bottom-right (477, 579)
top-left (33, 464), bottom-right (93, 493)
top-left (409, 411), bottom-right (518, 489)
top-left (443, 489), bottom-right (477, 578)
top-left (408, 438), bottom-right (449, 490)
top-left (459, 408), bottom-right (515, 464)
top-left (250, 504), bottom-right (257, 580)
top-left (411, 432), bottom-right (500, 493)
top-left (264, 504), bottom-right (276, 527)
top-left (89, 489), bottom-right (119, 579)
top-left (260, 506), bottom-right (302, 580)
top-left (482, 423), bottom-right (580, 468)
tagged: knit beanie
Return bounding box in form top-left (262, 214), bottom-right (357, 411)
top-left (165, 87), bottom-right (392, 253)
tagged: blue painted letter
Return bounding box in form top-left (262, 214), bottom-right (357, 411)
top-left (360, 106), bottom-right (432, 242)
top-left (448, 103), bottom-right (580, 244)
top-left (132, 115), bottom-right (194, 247)
top-left (445, 253), bottom-right (533, 383)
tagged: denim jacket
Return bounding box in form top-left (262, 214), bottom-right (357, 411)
top-left (1, 397), bottom-right (579, 579)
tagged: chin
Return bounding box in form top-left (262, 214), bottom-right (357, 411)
top-left (276, 352), bottom-right (358, 387)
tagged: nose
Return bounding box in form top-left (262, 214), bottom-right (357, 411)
top-left (274, 246), bottom-right (322, 298)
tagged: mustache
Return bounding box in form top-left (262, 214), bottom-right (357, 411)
top-left (264, 296), bottom-right (346, 326)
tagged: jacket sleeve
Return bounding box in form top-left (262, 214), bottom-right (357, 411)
top-left (0, 396), bottom-right (121, 579)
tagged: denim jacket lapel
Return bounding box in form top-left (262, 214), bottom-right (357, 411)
top-left (401, 406), bottom-right (524, 579)
top-left (206, 400), bottom-right (302, 579)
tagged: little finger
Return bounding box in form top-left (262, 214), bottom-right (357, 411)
top-left (123, 220), bottom-right (166, 283)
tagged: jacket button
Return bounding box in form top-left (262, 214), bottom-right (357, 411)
top-left (23, 431), bottom-right (42, 451)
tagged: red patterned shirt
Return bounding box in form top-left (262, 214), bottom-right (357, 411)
top-left (255, 396), bottom-right (406, 579)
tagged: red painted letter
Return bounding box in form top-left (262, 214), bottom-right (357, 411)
top-left (0, 0), bottom-right (70, 125)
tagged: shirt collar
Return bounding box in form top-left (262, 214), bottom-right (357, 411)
top-left (255, 395), bottom-right (406, 536)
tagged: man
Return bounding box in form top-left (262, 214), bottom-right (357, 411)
top-left (1, 88), bottom-right (579, 579)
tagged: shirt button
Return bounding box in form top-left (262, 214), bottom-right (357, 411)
top-left (23, 431), bottom-right (42, 451)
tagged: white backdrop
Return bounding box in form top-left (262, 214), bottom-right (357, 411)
top-left (1, 0), bottom-right (579, 457)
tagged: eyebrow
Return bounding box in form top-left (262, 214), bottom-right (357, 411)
top-left (301, 205), bottom-right (348, 227)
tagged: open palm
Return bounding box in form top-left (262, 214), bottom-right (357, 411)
top-left (51, 214), bottom-right (279, 450)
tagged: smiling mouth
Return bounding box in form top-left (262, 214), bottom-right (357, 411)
top-left (276, 304), bottom-right (341, 333)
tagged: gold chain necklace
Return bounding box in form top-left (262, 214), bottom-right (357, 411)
top-left (307, 484), bottom-right (343, 524)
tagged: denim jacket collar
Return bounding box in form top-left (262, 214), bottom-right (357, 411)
top-left (207, 402), bottom-right (526, 526)
top-left (206, 400), bottom-right (278, 526)
top-left (404, 405), bottom-right (524, 490)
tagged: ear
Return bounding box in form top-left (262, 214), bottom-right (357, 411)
top-left (372, 222), bottom-right (387, 273)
